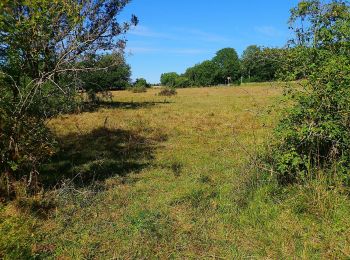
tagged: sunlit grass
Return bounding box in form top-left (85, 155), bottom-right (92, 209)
top-left (1, 83), bottom-right (350, 258)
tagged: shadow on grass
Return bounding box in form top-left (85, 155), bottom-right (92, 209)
top-left (81, 100), bottom-right (171, 112)
top-left (40, 127), bottom-right (164, 188)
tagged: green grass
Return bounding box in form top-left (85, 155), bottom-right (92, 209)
top-left (1, 83), bottom-right (350, 258)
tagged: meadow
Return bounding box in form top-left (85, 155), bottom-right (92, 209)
top-left (1, 83), bottom-right (350, 259)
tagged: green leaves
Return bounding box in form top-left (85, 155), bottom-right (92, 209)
top-left (160, 47), bottom-right (242, 87)
top-left (212, 48), bottom-right (241, 82)
top-left (272, 0), bottom-right (350, 184)
top-left (0, 0), bottom-right (137, 197)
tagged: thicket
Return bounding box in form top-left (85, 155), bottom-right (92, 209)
top-left (241, 46), bottom-right (286, 82)
top-left (271, 0), bottom-right (350, 184)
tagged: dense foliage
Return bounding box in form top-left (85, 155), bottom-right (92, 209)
top-left (212, 48), bottom-right (241, 83)
top-left (241, 46), bottom-right (285, 82)
top-left (272, 0), bottom-right (350, 184)
top-left (79, 53), bottom-right (131, 92)
top-left (160, 45), bottom-right (290, 87)
top-left (160, 48), bottom-right (242, 88)
top-left (0, 0), bottom-right (137, 197)
top-left (184, 60), bottom-right (221, 87)
top-left (160, 72), bottom-right (179, 87)
top-left (129, 78), bottom-right (150, 92)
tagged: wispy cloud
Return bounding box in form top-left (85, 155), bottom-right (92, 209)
top-left (126, 46), bottom-right (206, 55)
top-left (254, 26), bottom-right (284, 38)
top-left (128, 25), bottom-right (230, 43)
top-left (128, 25), bottom-right (176, 39)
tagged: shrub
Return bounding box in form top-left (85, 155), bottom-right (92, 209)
top-left (158, 87), bottom-right (177, 96)
top-left (160, 72), bottom-right (179, 87)
top-left (272, 54), bottom-right (350, 184)
top-left (0, 111), bottom-right (56, 198)
top-left (271, 0), bottom-right (350, 185)
top-left (127, 78), bottom-right (149, 93)
top-left (134, 78), bottom-right (150, 88)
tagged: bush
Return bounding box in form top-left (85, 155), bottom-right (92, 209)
top-left (272, 54), bottom-right (350, 184)
top-left (160, 72), bottom-right (179, 87)
top-left (158, 87), bottom-right (177, 96)
top-left (0, 111), bottom-right (56, 198)
top-left (128, 78), bottom-right (150, 93)
top-left (134, 78), bottom-right (150, 88)
top-left (270, 0), bottom-right (350, 185)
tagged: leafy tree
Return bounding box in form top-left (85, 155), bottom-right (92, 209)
top-left (278, 46), bottom-right (315, 80)
top-left (241, 45), bottom-right (261, 80)
top-left (160, 72), bottom-right (180, 87)
top-left (134, 78), bottom-right (150, 88)
top-left (257, 47), bottom-right (284, 81)
top-left (174, 76), bottom-right (191, 88)
top-left (212, 48), bottom-right (241, 83)
top-left (80, 53), bottom-right (131, 91)
top-left (78, 53), bottom-right (131, 101)
top-left (241, 46), bottom-right (285, 82)
top-left (272, 0), bottom-right (350, 184)
top-left (185, 60), bottom-right (220, 86)
top-left (0, 0), bottom-right (137, 196)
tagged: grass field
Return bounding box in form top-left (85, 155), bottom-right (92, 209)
top-left (1, 83), bottom-right (350, 259)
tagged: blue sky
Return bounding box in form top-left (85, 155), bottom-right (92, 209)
top-left (120, 0), bottom-right (300, 83)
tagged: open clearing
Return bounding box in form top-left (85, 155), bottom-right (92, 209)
top-left (2, 83), bottom-right (350, 259)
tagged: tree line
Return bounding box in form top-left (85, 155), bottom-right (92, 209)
top-left (160, 44), bottom-right (316, 88)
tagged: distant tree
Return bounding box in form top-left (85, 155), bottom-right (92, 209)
top-left (257, 47), bottom-right (284, 81)
top-left (160, 72), bottom-right (179, 87)
top-left (241, 46), bottom-right (284, 82)
top-left (79, 53), bottom-right (131, 99)
top-left (212, 48), bottom-right (241, 83)
top-left (241, 45), bottom-right (261, 80)
top-left (134, 78), bottom-right (150, 88)
top-left (185, 60), bottom-right (220, 86)
top-left (129, 78), bottom-right (149, 93)
top-left (174, 76), bottom-right (191, 88)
